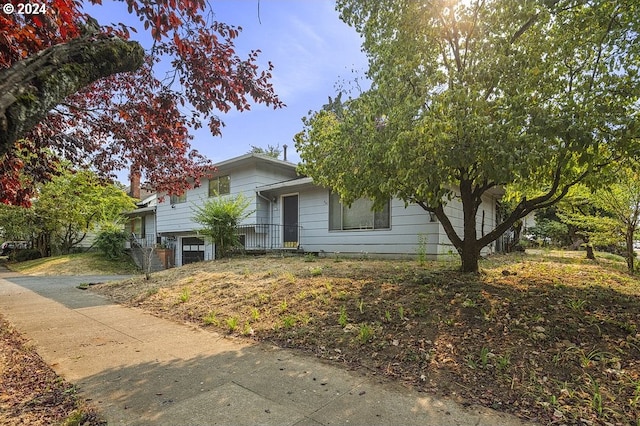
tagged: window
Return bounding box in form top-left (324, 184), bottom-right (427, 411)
top-left (208, 175), bottom-right (230, 196)
top-left (329, 192), bottom-right (390, 230)
top-left (170, 193), bottom-right (187, 205)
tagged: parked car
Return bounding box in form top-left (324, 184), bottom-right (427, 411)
top-left (0, 241), bottom-right (30, 256)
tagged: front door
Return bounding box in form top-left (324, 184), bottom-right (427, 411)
top-left (282, 194), bottom-right (298, 248)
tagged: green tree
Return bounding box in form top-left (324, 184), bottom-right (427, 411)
top-left (248, 144), bottom-right (282, 159)
top-left (295, 0), bottom-right (639, 272)
top-left (192, 194), bottom-right (253, 259)
top-left (33, 169), bottom-right (135, 256)
top-left (558, 164), bottom-right (640, 271)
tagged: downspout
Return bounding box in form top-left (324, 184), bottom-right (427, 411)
top-left (256, 191), bottom-right (273, 226)
top-left (257, 191), bottom-right (274, 249)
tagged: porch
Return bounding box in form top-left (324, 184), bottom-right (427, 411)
top-left (235, 223), bottom-right (302, 252)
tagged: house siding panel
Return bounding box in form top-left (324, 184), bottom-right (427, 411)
top-left (284, 187), bottom-right (442, 257)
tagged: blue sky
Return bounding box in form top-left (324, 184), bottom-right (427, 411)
top-left (88, 0), bottom-right (369, 166)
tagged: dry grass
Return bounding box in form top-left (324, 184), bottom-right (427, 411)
top-left (91, 250), bottom-right (640, 425)
top-left (8, 252), bottom-right (138, 276)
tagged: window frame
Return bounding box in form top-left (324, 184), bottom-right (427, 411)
top-left (328, 192), bottom-right (390, 231)
top-left (170, 193), bottom-right (187, 205)
top-left (208, 175), bottom-right (231, 197)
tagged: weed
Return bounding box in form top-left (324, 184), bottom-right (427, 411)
top-left (398, 305), bottom-right (405, 321)
top-left (281, 271), bottom-right (296, 284)
top-left (309, 266), bottom-right (323, 276)
top-left (462, 298), bottom-right (477, 308)
top-left (358, 323), bottom-right (374, 343)
top-left (465, 354), bottom-right (478, 369)
top-left (357, 298), bottom-right (365, 314)
top-left (257, 293), bottom-right (270, 304)
top-left (579, 348), bottom-right (612, 368)
top-left (76, 283), bottom-right (89, 290)
top-left (338, 306), bottom-right (348, 328)
top-left (146, 287), bottom-right (158, 297)
top-left (226, 317), bottom-right (239, 332)
top-left (303, 253), bottom-right (316, 262)
top-left (243, 321), bottom-right (253, 336)
top-left (416, 234), bottom-right (428, 265)
top-left (479, 347), bottom-right (491, 368)
top-left (335, 290), bottom-right (348, 300)
top-left (324, 280), bottom-right (333, 292)
top-left (203, 311), bottom-right (219, 326)
top-left (282, 315), bottom-right (297, 328)
top-left (179, 287), bottom-right (190, 303)
top-left (384, 310), bottom-right (392, 322)
top-left (279, 299), bottom-right (288, 313)
top-left (300, 314), bottom-right (313, 325)
top-left (587, 375), bottom-right (603, 416)
top-left (567, 298), bottom-right (588, 312)
top-left (250, 308), bottom-right (260, 322)
top-left (496, 353), bottom-right (511, 371)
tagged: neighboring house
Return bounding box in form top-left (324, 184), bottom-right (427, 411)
top-left (128, 153), bottom-right (502, 268)
top-left (125, 192), bottom-right (158, 248)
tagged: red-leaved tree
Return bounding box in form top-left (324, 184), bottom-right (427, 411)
top-left (0, 0), bottom-right (284, 205)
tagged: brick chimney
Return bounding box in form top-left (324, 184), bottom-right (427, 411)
top-left (130, 167), bottom-right (141, 199)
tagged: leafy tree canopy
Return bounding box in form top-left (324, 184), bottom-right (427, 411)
top-left (1, 0), bottom-right (284, 206)
top-left (0, 167), bottom-right (135, 256)
top-left (248, 144), bottom-right (282, 158)
top-left (295, 0), bottom-right (640, 272)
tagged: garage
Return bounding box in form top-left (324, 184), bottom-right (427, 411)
top-left (182, 237), bottom-right (205, 265)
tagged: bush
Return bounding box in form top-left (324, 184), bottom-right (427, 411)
top-left (11, 249), bottom-right (42, 262)
top-left (192, 194), bottom-right (253, 259)
top-left (95, 227), bottom-right (127, 260)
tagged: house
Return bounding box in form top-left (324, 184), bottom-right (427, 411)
top-left (129, 153), bottom-right (502, 268)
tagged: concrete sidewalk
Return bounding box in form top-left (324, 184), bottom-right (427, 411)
top-left (0, 270), bottom-right (537, 426)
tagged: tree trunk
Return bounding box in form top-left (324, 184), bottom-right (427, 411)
top-left (625, 227), bottom-right (634, 272)
top-left (0, 35), bottom-right (144, 153)
top-left (585, 244), bottom-right (595, 260)
top-left (460, 241), bottom-right (481, 273)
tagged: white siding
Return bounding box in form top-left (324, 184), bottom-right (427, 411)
top-left (156, 160), bottom-right (298, 234)
top-left (271, 187), bottom-right (442, 257)
top-left (153, 155), bottom-right (501, 260)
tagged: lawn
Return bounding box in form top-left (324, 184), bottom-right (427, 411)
top-left (7, 252), bottom-right (139, 276)
top-left (90, 250), bottom-right (640, 425)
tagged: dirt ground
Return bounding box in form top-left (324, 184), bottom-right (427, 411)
top-left (90, 251), bottom-right (640, 425)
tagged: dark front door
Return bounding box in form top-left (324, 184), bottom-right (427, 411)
top-left (182, 237), bottom-right (205, 265)
top-left (282, 195), bottom-right (298, 248)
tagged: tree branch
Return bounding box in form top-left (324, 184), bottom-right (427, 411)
top-left (0, 35), bottom-right (144, 154)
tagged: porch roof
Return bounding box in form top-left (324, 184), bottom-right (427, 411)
top-left (255, 177), bottom-right (315, 195)
top-left (123, 205), bottom-right (156, 217)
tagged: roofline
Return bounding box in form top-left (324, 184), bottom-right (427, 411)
top-left (256, 177), bottom-right (315, 192)
top-left (212, 153), bottom-right (298, 171)
top-left (123, 205), bottom-right (156, 216)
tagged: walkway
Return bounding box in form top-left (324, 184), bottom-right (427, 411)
top-left (0, 269), bottom-right (537, 425)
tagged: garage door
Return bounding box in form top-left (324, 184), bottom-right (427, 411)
top-left (182, 237), bottom-right (205, 265)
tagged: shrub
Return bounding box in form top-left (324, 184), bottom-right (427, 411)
top-left (95, 226), bottom-right (127, 260)
top-left (11, 249), bottom-right (41, 262)
top-left (192, 194), bottom-right (253, 259)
